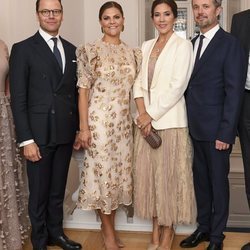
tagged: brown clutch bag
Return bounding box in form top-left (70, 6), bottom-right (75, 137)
top-left (144, 129), bottom-right (162, 149)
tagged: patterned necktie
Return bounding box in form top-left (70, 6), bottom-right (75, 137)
top-left (194, 34), bottom-right (205, 67)
top-left (51, 37), bottom-right (63, 69)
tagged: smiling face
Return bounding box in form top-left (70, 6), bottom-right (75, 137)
top-left (152, 3), bottom-right (176, 36)
top-left (192, 0), bottom-right (221, 33)
top-left (99, 7), bottom-right (124, 39)
top-left (36, 0), bottom-right (63, 36)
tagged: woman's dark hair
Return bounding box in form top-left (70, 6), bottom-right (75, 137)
top-left (36, 0), bottom-right (63, 12)
top-left (151, 0), bottom-right (178, 18)
top-left (99, 1), bottom-right (124, 20)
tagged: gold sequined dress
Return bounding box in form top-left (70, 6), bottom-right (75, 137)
top-left (0, 40), bottom-right (30, 249)
top-left (76, 40), bottom-right (141, 214)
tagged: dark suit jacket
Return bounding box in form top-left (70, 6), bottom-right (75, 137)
top-left (9, 32), bottom-right (78, 145)
top-left (186, 28), bottom-right (247, 144)
top-left (231, 9), bottom-right (250, 55)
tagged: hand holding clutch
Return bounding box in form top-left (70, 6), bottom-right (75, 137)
top-left (144, 130), bottom-right (162, 149)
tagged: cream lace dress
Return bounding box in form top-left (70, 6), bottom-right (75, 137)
top-left (0, 40), bottom-right (30, 249)
top-left (76, 39), bottom-right (141, 214)
top-left (133, 53), bottom-right (196, 226)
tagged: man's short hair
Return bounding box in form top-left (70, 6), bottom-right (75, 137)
top-left (36, 0), bottom-right (63, 12)
top-left (213, 0), bottom-right (222, 8)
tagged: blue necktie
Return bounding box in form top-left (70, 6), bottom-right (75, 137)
top-left (51, 37), bottom-right (63, 69)
top-left (194, 34), bottom-right (205, 67)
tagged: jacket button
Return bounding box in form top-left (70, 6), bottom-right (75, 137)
top-left (68, 94), bottom-right (72, 98)
top-left (69, 111), bottom-right (73, 115)
top-left (53, 93), bottom-right (57, 97)
top-left (51, 109), bottom-right (55, 114)
top-left (42, 74), bottom-right (47, 79)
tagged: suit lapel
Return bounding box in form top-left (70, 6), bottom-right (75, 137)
top-left (150, 33), bottom-right (177, 88)
top-left (142, 33), bottom-right (182, 89)
top-left (141, 38), bottom-right (157, 91)
top-left (246, 10), bottom-right (250, 50)
top-left (55, 38), bottom-right (73, 91)
top-left (32, 32), bottom-right (63, 90)
top-left (191, 28), bottom-right (224, 78)
top-left (33, 32), bottom-right (63, 76)
top-left (238, 10), bottom-right (250, 51)
top-left (192, 35), bottom-right (198, 48)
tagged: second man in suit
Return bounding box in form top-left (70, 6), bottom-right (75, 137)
top-left (9, 0), bottom-right (82, 249)
top-left (231, 8), bottom-right (250, 250)
top-left (180, 0), bottom-right (247, 250)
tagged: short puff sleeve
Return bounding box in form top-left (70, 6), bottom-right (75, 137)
top-left (76, 43), bottom-right (97, 89)
top-left (133, 48), bottom-right (142, 79)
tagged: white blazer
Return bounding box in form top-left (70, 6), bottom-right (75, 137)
top-left (133, 32), bottom-right (194, 130)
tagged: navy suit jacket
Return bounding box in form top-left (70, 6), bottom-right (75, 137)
top-left (9, 32), bottom-right (78, 145)
top-left (186, 28), bottom-right (247, 144)
top-left (231, 9), bottom-right (250, 55)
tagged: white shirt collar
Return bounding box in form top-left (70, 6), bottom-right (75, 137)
top-left (201, 24), bottom-right (220, 40)
top-left (39, 28), bottom-right (60, 43)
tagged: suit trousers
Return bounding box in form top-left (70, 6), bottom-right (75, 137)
top-left (26, 142), bottom-right (73, 248)
top-left (191, 138), bottom-right (231, 244)
top-left (238, 91), bottom-right (250, 209)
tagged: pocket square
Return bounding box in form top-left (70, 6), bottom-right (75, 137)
top-left (72, 60), bottom-right (77, 63)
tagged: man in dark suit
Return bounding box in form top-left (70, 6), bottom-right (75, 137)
top-left (9, 0), bottom-right (82, 249)
top-left (180, 0), bottom-right (247, 250)
top-left (231, 9), bottom-right (250, 250)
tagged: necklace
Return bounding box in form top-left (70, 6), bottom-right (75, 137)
top-left (152, 41), bottom-right (166, 55)
top-left (153, 35), bottom-right (171, 55)
top-left (153, 45), bottom-right (164, 55)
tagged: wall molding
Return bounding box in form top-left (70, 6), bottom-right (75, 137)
top-left (63, 209), bottom-right (197, 234)
top-left (241, 0), bottom-right (250, 10)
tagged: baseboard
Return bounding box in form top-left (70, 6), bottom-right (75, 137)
top-left (63, 208), bottom-right (197, 234)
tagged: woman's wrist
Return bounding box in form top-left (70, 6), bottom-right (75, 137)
top-left (139, 110), bottom-right (146, 115)
top-left (77, 127), bottom-right (90, 134)
top-left (79, 128), bottom-right (90, 132)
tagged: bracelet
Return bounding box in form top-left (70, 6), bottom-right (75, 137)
top-left (79, 129), bottom-right (90, 133)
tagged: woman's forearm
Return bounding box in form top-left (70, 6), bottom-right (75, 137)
top-left (78, 88), bottom-right (90, 131)
top-left (135, 97), bottom-right (147, 115)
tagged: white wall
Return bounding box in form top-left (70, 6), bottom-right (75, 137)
top-left (241, 0), bottom-right (250, 9)
top-left (0, 0), bottom-right (84, 49)
top-left (82, 0), bottom-right (140, 47)
top-left (0, 0), bottom-right (248, 49)
top-left (0, 0), bottom-right (140, 50)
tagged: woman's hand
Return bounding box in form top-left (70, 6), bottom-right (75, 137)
top-left (78, 130), bottom-right (92, 149)
top-left (136, 112), bottom-right (152, 130)
top-left (141, 123), bottom-right (152, 137)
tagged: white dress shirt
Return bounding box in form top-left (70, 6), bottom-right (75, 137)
top-left (39, 28), bottom-right (66, 72)
top-left (245, 51), bottom-right (250, 90)
top-left (194, 24), bottom-right (220, 59)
